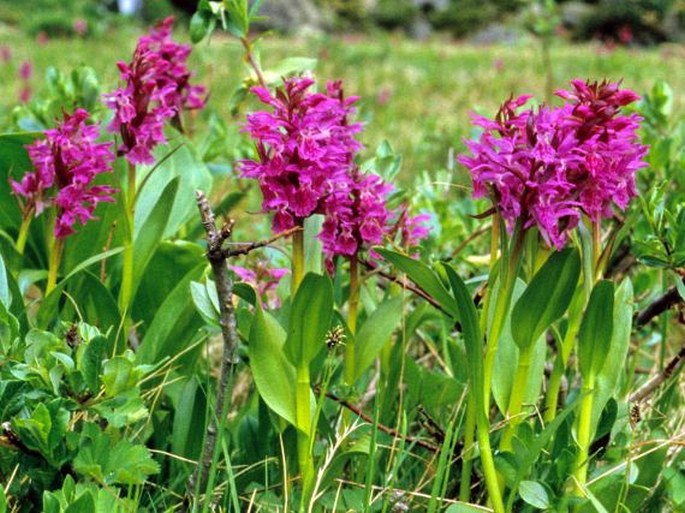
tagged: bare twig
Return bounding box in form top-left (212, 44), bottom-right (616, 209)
top-left (321, 390), bottom-right (440, 452)
top-left (635, 279), bottom-right (685, 328)
top-left (629, 345), bottom-right (685, 403)
top-left (449, 224), bottom-right (491, 260)
top-left (360, 258), bottom-right (449, 317)
top-left (222, 226), bottom-right (300, 258)
top-left (186, 190), bottom-right (242, 508)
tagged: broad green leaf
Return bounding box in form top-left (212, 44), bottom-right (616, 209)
top-left (578, 280), bottom-right (615, 379)
top-left (136, 262), bottom-right (206, 364)
top-left (74, 424), bottom-right (159, 485)
top-left (0, 486), bottom-right (6, 513)
top-left (101, 356), bottom-right (140, 397)
top-left (248, 305), bottom-right (298, 428)
top-left (64, 492), bottom-right (95, 513)
top-left (284, 273), bottom-right (333, 368)
top-left (91, 389), bottom-right (148, 428)
top-left (591, 279), bottom-right (633, 433)
top-left (78, 335), bottom-right (107, 393)
top-left (519, 480), bottom-right (550, 509)
top-left (171, 378), bottom-right (207, 459)
top-left (190, 280), bottom-right (220, 328)
top-left (66, 272), bottom-right (121, 350)
top-left (134, 241), bottom-right (206, 330)
top-left (511, 247), bottom-right (580, 351)
top-left (354, 297), bottom-right (403, 380)
top-left (377, 249), bottom-right (460, 319)
top-left (42, 494), bottom-right (60, 513)
top-left (441, 264), bottom-right (484, 412)
top-left (190, 8), bottom-right (216, 43)
top-left (131, 177), bottom-right (179, 302)
top-left (135, 141), bottom-right (212, 240)
top-left (37, 247), bottom-right (124, 329)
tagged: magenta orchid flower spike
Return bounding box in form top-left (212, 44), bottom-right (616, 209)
top-left (458, 79), bottom-right (647, 249)
top-left (319, 169), bottom-right (394, 258)
top-left (105, 16), bottom-right (206, 165)
top-left (240, 77), bottom-right (363, 232)
top-left (11, 108), bottom-right (116, 238)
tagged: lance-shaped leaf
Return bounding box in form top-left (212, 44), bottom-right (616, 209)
top-left (511, 247), bottom-right (580, 352)
top-left (376, 248), bottom-right (460, 320)
top-left (578, 280), bottom-right (615, 379)
top-left (440, 264), bottom-right (484, 410)
top-left (354, 297), bottom-right (403, 381)
top-left (283, 273), bottom-right (333, 368)
top-left (248, 305), bottom-right (298, 428)
top-left (591, 278), bottom-right (633, 433)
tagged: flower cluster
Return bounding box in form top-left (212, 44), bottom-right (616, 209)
top-left (241, 76), bottom-right (429, 260)
top-left (458, 79), bottom-right (647, 249)
top-left (320, 170), bottom-right (394, 257)
top-left (240, 78), bottom-right (363, 232)
top-left (11, 108), bottom-right (116, 238)
top-left (105, 16), bottom-right (205, 165)
top-left (231, 262), bottom-right (289, 309)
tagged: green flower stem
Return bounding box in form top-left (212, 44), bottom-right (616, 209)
top-left (292, 224), bottom-right (305, 295)
top-left (458, 394), bottom-right (477, 502)
top-left (344, 256), bottom-right (359, 385)
top-left (500, 345), bottom-right (534, 451)
top-left (591, 221), bottom-right (601, 281)
top-left (483, 224), bottom-right (524, 407)
top-left (573, 375), bottom-right (595, 495)
top-left (46, 236), bottom-right (64, 296)
top-left (476, 406), bottom-right (506, 513)
top-left (544, 315), bottom-right (580, 422)
top-left (295, 364), bottom-right (314, 504)
top-left (16, 214), bottom-right (32, 255)
top-left (118, 162), bottom-right (136, 322)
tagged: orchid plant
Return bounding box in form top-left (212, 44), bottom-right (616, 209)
top-left (0, 2), bottom-right (682, 513)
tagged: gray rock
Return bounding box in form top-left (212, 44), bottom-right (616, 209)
top-left (559, 1), bottom-right (595, 30)
top-left (409, 14), bottom-right (433, 40)
top-left (256, 0), bottom-right (330, 34)
top-left (469, 23), bottom-right (523, 45)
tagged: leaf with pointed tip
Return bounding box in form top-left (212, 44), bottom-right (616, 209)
top-left (354, 297), bottom-right (403, 380)
top-left (578, 280), bottom-right (615, 379)
top-left (283, 273), bottom-right (333, 368)
top-left (248, 305), bottom-right (298, 428)
top-left (591, 279), bottom-right (633, 433)
top-left (512, 248), bottom-right (580, 352)
top-left (377, 249), bottom-right (460, 320)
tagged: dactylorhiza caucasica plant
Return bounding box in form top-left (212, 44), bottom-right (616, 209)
top-left (457, 79), bottom-right (648, 511)
top-left (105, 16), bottom-right (205, 327)
top-left (239, 75), bottom-right (428, 504)
top-left (11, 108), bottom-right (115, 294)
top-left (10, 16), bottom-right (205, 323)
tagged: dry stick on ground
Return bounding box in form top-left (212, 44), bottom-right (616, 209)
top-left (186, 190), bottom-right (241, 508)
top-left (629, 345), bottom-right (685, 403)
top-left (186, 191), bottom-right (297, 509)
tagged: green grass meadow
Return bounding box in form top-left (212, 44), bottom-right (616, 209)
top-left (2, 24), bottom-right (684, 180)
